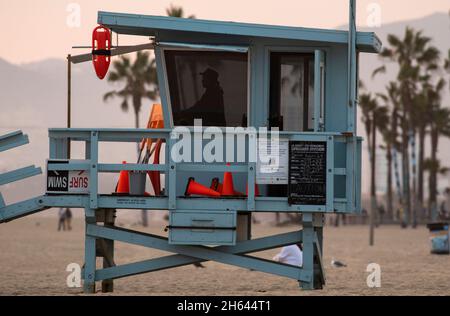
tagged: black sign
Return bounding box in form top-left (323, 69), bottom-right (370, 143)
top-left (46, 161), bottom-right (69, 193)
top-left (288, 141), bottom-right (327, 205)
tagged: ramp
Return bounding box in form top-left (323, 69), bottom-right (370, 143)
top-left (0, 131), bottom-right (47, 223)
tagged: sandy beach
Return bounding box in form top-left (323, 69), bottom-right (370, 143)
top-left (0, 214), bottom-right (449, 296)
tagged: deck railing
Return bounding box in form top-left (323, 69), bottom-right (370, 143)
top-left (47, 128), bottom-right (362, 214)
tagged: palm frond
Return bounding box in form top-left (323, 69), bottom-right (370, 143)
top-left (372, 65), bottom-right (386, 79)
top-left (436, 78), bottom-right (446, 93)
top-left (375, 92), bottom-right (388, 103)
top-left (359, 80), bottom-right (366, 90)
top-left (418, 46), bottom-right (440, 64)
top-left (166, 5), bottom-right (184, 18)
top-left (166, 5), bottom-right (195, 19)
top-left (445, 49), bottom-right (450, 71)
top-left (120, 99), bottom-right (129, 112)
top-left (387, 34), bottom-right (402, 49)
top-left (380, 48), bottom-right (393, 59)
top-left (103, 91), bottom-right (117, 102)
top-left (440, 167), bottom-right (450, 176)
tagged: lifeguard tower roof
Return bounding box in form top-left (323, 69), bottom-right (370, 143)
top-left (98, 11), bottom-right (382, 53)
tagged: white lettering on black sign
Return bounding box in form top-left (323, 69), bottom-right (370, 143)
top-left (288, 141), bottom-right (327, 205)
top-left (47, 161), bottom-right (69, 192)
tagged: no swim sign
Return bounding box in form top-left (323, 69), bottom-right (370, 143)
top-left (46, 160), bottom-right (89, 194)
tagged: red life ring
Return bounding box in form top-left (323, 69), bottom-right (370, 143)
top-left (92, 25), bottom-right (111, 79)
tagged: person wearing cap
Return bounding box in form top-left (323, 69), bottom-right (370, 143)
top-left (181, 68), bottom-right (226, 126)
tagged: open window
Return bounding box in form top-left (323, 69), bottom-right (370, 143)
top-left (164, 49), bottom-right (248, 127)
top-left (269, 50), bottom-right (325, 132)
top-left (269, 52), bottom-right (314, 132)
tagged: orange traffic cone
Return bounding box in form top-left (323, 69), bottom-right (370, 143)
top-left (222, 164), bottom-right (236, 196)
top-left (246, 183), bottom-right (261, 197)
top-left (185, 178), bottom-right (221, 197)
top-left (211, 177), bottom-right (244, 196)
top-left (116, 161), bottom-right (130, 194)
top-left (210, 178), bottom-right (222, 193)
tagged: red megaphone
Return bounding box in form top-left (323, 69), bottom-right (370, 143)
top-left (92, 25), bottom-right (111, 80)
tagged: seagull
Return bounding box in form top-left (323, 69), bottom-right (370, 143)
top-left (331, 258), bottom-right (347, 268)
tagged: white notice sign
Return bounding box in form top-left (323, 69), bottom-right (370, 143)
top-left (256, 138), bottom-right (289, 185)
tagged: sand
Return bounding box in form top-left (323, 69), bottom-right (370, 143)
top-left (0, 215), bottom-right (449, 296)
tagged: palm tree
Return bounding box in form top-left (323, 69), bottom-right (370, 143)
top-left (359, 92), bottom-right (375, 244)
top-left (376, 82), bottom-right (401, 221)
top-left (411, 89), bottom-right (430, 222)
top-left (424, 158), bottom-right (449, 220)
top-left (377, 28), bottom-right (440, 227)
top-left (105, 5), bottom-right (195, 130)
top-left (104, 52), bottom-right (158, 130)
top-left (166, 5), bottom-right (196, 18)
top-left (104, 51), bottom-right (158, 227)
top-left (427, 105), bottom-right (450, 220)
top-left (359, 93), bottom-right (375, 154)
top-left (414, 50), bottom-right (440, 221)
top-left (359, 90), bottom-right (388, 245)
top-left (411, 74), bottom-right (444, 223)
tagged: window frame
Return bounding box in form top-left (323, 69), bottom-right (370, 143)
top-left (159, 45), bottom-right (251, 128)
top-left (263, 46), bottom-right (329, 133)
top-left (269, 52), bottom-right (315, 132)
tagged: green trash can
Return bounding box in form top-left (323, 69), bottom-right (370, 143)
top-left (427, 223), bottom-right (449, 255)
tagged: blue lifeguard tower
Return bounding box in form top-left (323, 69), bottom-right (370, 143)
top-left (0, 1), bottom-right (380, 293)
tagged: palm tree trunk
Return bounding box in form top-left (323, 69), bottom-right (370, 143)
top-left (418, 128), bottom-right (425, 221)
top-left (401, 124), bottom-right (411, 228)
top-left (401, 87), bottom-right (412, 228)
top-left (386, 143), bottom-right (394, 221)
top-left (411, 130), bottom-right (418, 228)
top-left (133, 100), bottom-right (141, 154)
top-left (429, 130), bottom-right (439, 221)
top-left (393, 147), bottom-right (403, 220)
top-left (370, 114), bottom-right (377, 246)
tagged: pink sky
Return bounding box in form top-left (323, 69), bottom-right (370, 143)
top-left (0, 0), bottom-right (449, 64)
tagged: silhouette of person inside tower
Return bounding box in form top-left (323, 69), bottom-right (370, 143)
top-left (180, 68), bottom-right (226, 127)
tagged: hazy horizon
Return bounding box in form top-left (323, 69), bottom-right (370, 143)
top-left (0, 0), bottom-right (449, 64)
